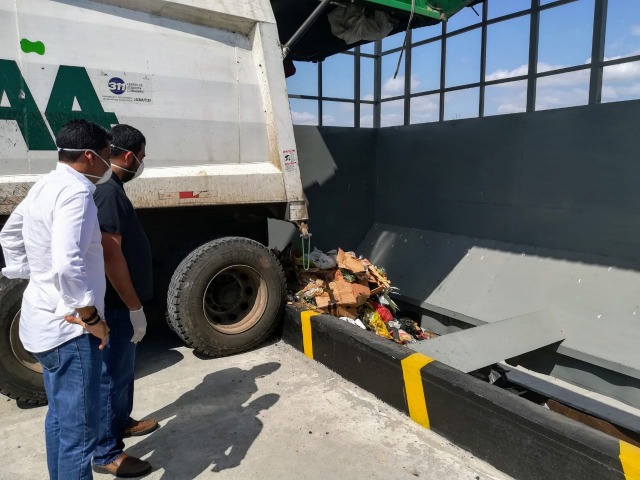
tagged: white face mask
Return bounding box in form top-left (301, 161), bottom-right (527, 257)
top-left (110, 144), bottom-right (145, 182)
top-left (58, 147), bottom-right (112, 185)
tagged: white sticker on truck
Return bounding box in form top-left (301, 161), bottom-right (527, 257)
top-left (99, 72), bottom-right (153, 104)
top-left (283, 149), bottom-right (298, 172)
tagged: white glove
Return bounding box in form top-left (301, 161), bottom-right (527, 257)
top-left (130, 307), bottom-right (147, 344)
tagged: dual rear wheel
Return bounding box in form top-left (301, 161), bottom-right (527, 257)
top-left (0, 237), bottom-right (285, 404)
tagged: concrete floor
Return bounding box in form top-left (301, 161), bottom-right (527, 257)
top-left (0, 329), bottom-right (512, 480)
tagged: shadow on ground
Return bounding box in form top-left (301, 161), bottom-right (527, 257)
top-left (127, 362), bottom-right (281, 478)
top-left (135, 322), bottom-right (185, 381)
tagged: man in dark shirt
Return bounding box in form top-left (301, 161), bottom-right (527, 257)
top-left (92, 125), bottom-right (156, 478)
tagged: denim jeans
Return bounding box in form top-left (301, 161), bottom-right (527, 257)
top-left (92, 307), bottom-right (136, 466)
top-left (33, 334), bottom-right (102, 480)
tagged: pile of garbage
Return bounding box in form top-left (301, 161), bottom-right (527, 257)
top-left (287, 247), bottom-right (436, 345)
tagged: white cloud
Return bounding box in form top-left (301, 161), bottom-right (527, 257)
top-left (380, 113), bottom-right (404, 127)
top-left (382, 76), bottom-right (404, 96)
top-left (535, 86), bottom-right (589, 110)
top-left (538, 69), bottom-right (590, 87)
top-left (599, 56), bottom-right (640, 102)
top-left (632, 25), bottom-right (640, 37)
top-left (497, 103), bottom-right (526, 114)
top-left (601, 81), bottom-right (640, 102)
top-left (602, 59), bottom-right (640, 82)
top-left (382, 75), bottom-right (420, 97)
top-left (291, 111), bottom-right (317, 125)
top-left (321, 114), bottom-right (338, 125)
top-left (360, 114), bottom-right (374, 127)
top-left (380, 99), bottom-right (404, 127)
top-left (485, 64), bottom-right (529, 82)
top-left (410, 95), bottom-right (439, 123)
top-left (484, 82), bottom-right (527, 116)
top-left (486, 63), bottom-right (591, 84)
top-left (601, 85), bottom-right (618, 101)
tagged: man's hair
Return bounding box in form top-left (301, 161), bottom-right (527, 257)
top-left (110, 124), bottom-right (146, 157)
top-left (56, 120), bottom-right (112, 163)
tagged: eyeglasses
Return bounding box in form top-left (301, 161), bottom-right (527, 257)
top-left (110, 144), bottom-right (143, 165)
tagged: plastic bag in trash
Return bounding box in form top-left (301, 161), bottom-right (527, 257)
top-left (339, 316), bottom-right (367, 330)
top-left (398, 329), bottom-right (415, 343)
top-left (362, 310), bottom-right (392, 340)
top-left (387, 319), bottom-right (401, 329)
top-left (371, 301), bottom-right (393, 322)
top-left (309, 247), bottom-right (337, 269)
top-left (398, 317), bottom-right (437, 340)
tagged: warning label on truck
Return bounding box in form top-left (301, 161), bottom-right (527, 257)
top-left (283, 150), bottom-right (298, 172)
top-left (99, 72), bottom-right (153, 104)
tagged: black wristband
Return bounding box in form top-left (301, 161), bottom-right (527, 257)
top-left (82, 309), bottom-right (101, 326)
top-left (84, 314), bottom-right (102, 326)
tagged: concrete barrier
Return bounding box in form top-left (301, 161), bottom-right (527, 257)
top-left (282, 306), bottom-right (640, 480)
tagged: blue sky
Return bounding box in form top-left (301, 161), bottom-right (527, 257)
top-left (286, 0), bottom-right (640, 126)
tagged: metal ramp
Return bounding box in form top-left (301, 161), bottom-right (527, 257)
top-left (357, 223), bottom-right (640, 410)
top-left (409, 311), bottom-right (566, 373)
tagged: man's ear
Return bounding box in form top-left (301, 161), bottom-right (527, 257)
top-left (124, 151), bottom-right (136, 168)
top-left (84, 150), bottom-right (96, 165)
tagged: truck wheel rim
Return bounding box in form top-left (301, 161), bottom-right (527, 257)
top-left (9, 310), bottom-right (43, 374)
top-left (202, 265), bottom-right (267, 334)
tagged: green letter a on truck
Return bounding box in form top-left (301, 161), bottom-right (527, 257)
top-left (0, 60), bottom-right (117, 150)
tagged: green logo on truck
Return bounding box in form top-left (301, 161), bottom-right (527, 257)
top-left (0, 60), bottom-right (118, 151)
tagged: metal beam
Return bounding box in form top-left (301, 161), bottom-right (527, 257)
top-left (374, 40), bottom-right (382, 128)
top-left (479, 1), bottom-right (487, 117)
top-left (410, 311), bottom-right (566, 373)
top-left (439, 22), bottom-right (447, 121)
top-left (526, 0), bottom-right (540, 112)
top-left (355, 47), bottom-right (361, 127)
top-left (282, 0), bottom-right (332, 58)
top-left (318, 60), bottom-right (323, 126)
top-left (404, 29), bottom-right (412, 125)
top-left (589, 0), bottom-right (608, 104)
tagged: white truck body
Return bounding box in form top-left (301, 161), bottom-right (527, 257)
top-left (0, 0), bottom-right (307, 220)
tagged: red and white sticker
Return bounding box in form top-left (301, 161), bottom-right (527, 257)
top-left (158, 191), bottom-right (213, 201)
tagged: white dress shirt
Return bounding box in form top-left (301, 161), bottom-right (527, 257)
top-left (0, 163), bottom-right (106, 353)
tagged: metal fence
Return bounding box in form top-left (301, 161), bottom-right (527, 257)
top-left (287, 0), bottom-right (640, 127)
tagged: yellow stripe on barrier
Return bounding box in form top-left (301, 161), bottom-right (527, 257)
top-left (301, 311), bottom-right (319, 359)
top-left (620, 440), bottom-right (640, 480)
top-left (401, 353), bottom-right (434, 429)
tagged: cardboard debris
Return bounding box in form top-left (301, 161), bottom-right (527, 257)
top-left (292, 248), bottom-right (393, 318)
top-left (288, 246), bottom-right (435, 343)
top-left (336, 249), bottom-right (367, 274)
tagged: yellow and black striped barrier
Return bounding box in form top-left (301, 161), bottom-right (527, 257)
top-left (283, 306), bottom-right (640, 480)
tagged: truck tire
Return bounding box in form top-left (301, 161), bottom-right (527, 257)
top-left (167, 237), bottom-right (286, 357)
top-left (0, 276), bottom-right (46, 405)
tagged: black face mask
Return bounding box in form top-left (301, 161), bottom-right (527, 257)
top-left (120, 169), bottom-right (136, 183)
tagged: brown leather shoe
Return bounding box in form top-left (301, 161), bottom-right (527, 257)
top-left (123, 418), bottom-right (159, 438)
top-left (92, 453), bottom-right (152, 478)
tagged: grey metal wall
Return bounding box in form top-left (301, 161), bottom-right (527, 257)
top-left (269, 126), bottom-right (377, 252)
top-left (283, 100), bottom-right (640, 406)
top-left (375, 100), bottom-right (640, 263)
top-left (368, 100), bottom-right (640, 407)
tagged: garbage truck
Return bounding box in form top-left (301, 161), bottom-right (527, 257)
top-left (0, 0), bottom-right (478, 404)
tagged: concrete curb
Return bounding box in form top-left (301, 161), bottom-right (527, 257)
top-left (282, 306), bottom-right (640, 480)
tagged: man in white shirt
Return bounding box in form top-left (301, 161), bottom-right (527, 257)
top-left (0, 119), bottom-right (111, 480)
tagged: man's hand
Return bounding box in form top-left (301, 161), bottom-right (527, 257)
top-left (65, 314), bottom-right (110, 350)
top-left (130, 307), bottom-right (147, 344)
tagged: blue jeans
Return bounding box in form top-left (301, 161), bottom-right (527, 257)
top-left (33, 334), bottom-right (103, 480)
top-left (92, 308), bottom-right (136, 466)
